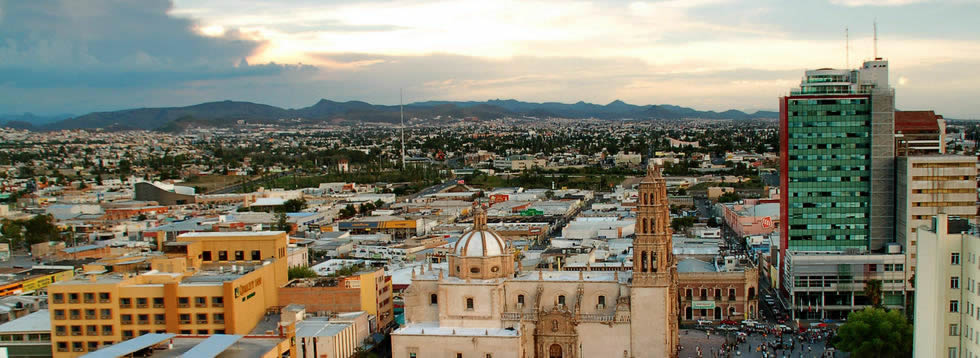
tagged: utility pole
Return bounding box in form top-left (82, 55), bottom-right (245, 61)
top-left (400, 89), bottom-right (406, 170)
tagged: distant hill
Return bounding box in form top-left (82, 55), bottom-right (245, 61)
top-left (44, 99), bottom-right (778, 131)
top-left (1, 113), bottom-right (73, 129)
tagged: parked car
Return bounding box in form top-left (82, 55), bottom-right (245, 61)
top-left (778, 324), bottom-right (793, 332)
top-left (741, 319), bottom-right (760, 327)
top-left (719, 324), bottom-right (739, 331)
top-left (720, 319), bottom-right (739, 326)
top-left (696, 319), bottom-right (713, 326)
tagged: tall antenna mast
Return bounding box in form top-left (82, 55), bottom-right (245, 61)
top-left (845, 26), bottom-right (850, 69)
top-left (873, 20), bottom-right (878, 59)
top-left (400, 88), bottom-right (406, 169)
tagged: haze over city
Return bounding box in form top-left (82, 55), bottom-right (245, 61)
top-left (2, 0), bottom-right (980, 118)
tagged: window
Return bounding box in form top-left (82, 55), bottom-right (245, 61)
top-left (218, 251), bottom-right (228, 261)
top-left (202, 251), bottom-right (212, 261)
top-left (213, 313), bottom-right (225, 323)
top-left (153, 297), bottom-right (164, 308)
top-left (84, 292), bottom-right (95, 303)
top-left (85, 309), bottom-right (97, 319)
top-left (195, 297), bottom-right (207, 307)
top-left (122, 330), bottom-right (134, 338)
top-left (178, 297), bottom-right (189, 308)
top-left (212, 297), bottom-right (224, 307)
top-left (598, 295), bottom-right (606, 308)
top-left (430, 294), bottom-right (438, 305)
top-left (68, 293), bottom-right (79, 303)
top-left (951, 300), bottom-right (960, 313)
top-left (180, 330), bottom-right (191, 335)
top-left (952, 324), bottom-right (961, 336)
top-left (517, 294), bottom-right (525, 307)
top-left (235, 250), bottom-right (244, 261)
top-left (70, 309), bottom-right (80, 319)
top-left (252, 250), bottom-right (261, 260)
top-left (953, 253), bottom-right (961, 265)
top-left (120, 314), bottom-right (132, 324)
top-left (53, 293), bottom-right (64, 303)
top-left (100, 309), bottom-right (111, 319)
top-left (137, 314), bottom-right (149, 324)
top-left (686, 289), bottom-right (693, 299)
top-left (557, 295), bottom-right (566, 307)
top-left (55, 326), bottom-right (66, 336)
top-left (196, 313), bottom-right (208, 324)
top-left (714, 289), bottom-right (721, 300)
top-left (102, 325), bottom-right (113, 336)
top-left (197, 329), bottom-right (209, 335)
top-left (700, 289), bottom-right (707, 300)
top-left (410, 354), bottom-right (417, 358)
top-left (466, 298), bottom-right (474, 310)
top-left (54, 309), bottom-right (65, 320)
top-left (953, 277), bottom-right (961, 289)
top-left (728, 288), bottom-right (736, 301)
top-left (57, 342), bottom-right (67, 352)
top-left (950, 347), bottom-right (958, 358)
top-left (87, 341), bottom-right (98, 351)
top-left (470, 267), bottom-right (480, 274)
top-left (136, 297), bottom-right (148, 308)
top-left (99, 292), bottom-right (110, 302)
top-left (179, 314), bottom-right (191, 324)
top-left (119, 297), bottom-right (131, 308)
top-left (457, 354), bottom-right (463, 358)
top-left (154, 314), bottom-right (165, 324)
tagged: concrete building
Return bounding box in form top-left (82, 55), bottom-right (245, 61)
top-left (783, 250), bottom-right (906, 320)
top-left (47, 231), bottom-right (289, 357)
top-left (895, 110), bottom-right (947, 156)
top-left (392, 166), bottom-right (679, 358)
top-left (897, 155), bottom-right (978, 304)
top-left (913, 214), bottom-right (980, 358)
top-left (678, 256), bottom-right (759, 322)
top-left (0, 309), bottom-right (51, 357)
top-left (719, 199), bottom-right (779, 239)
top-left (279, 267), bottom-right (394, 331)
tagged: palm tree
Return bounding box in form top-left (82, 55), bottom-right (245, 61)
top-left (864, 279), bottom-right (883, 308)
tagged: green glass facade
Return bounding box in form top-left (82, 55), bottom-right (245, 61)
top-left (785, 97), bottom-right (872, 251)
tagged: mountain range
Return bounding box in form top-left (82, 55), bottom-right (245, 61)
top-left (14, 99), bottom-right (778, 131)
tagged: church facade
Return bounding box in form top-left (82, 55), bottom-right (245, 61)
top-left (392, 167), bottom-right (679, 358)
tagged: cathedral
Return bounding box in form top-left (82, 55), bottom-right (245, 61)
top-left (392, 166), bottom-right (679, 358)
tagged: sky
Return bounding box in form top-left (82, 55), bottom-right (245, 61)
top-left (1, 0), bottom-right (979, 118)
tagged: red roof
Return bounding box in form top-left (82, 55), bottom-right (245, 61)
top-left (895, 111), bottom-right (942, 132)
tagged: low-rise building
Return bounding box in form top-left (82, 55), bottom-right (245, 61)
top-left (278, 267), bottom-right (394, 332)
top-left (678, 256), bottom-right (759, 322)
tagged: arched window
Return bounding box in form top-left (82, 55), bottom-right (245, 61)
top-left (729, 306), bottom-right (736, 315)
top-left (466, 298), bottom-right (474, 310)
top-left (714, 307), bottom-right (722, 319)
top-left (517, 294), bottom-right (525, 307)
top-left (748, 287), bottom-right (756, 299)
top-left (686, 289), bottom-right (693, 299)
top-left (685, 306), bottom-right (693, 320)
top-left (597, 295), bottom-right (606, 308)
top-left (700, 289), bottom-right (707, 300)
top-left (557, 295), bottom-right (566, 307)
top-left (642, 218), bottom-right (648, 233)
top-left (430, 294), bottom-right (438, 305)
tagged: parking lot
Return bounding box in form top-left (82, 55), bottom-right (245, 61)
top-left (679, 328), bottom-right (841, 358)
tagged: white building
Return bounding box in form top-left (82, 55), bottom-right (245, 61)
top-left (914, 214), bottom-right (980, 358)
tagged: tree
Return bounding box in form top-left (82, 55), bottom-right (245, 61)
top-left (374, 199), bottom-right (385, 209)
top-left (671, 216), bottom-right (696, 232)
top-left (836, 308), bottom-right (912, 358)
top-left (22, 215), bottom-right (61, 245)
top-left (288, 266), bottom-right (318, 280)
top-left (339, 204), bottom-right (357, 218)
top-left (717, 191), bottom-right (741, 203)
top-left (545, 190), bottom-right (554, 199)
top-left (275, 212), bottom-right (290, 232)
top-left (864, 279), bottom-right (883, 308)
top-left (280, 199), bottom-right (307, 213)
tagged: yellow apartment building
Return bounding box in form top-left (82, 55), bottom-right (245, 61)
top-left (48, 231), bottom-right (290, 357)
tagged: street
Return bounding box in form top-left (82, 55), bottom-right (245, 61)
top-left (679, 328), bottom-right (841, 358)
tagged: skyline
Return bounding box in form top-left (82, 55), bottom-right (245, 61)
top-left (2, 0), bottom-right (980, 118)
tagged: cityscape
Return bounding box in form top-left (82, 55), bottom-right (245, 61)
top-left (1, 1), bottom-right (979, 358)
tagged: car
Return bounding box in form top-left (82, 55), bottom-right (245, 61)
top-left (741, 319), bottom-right (760, 327)
top-left (719, 324), bottom-right (739, 331)
top-left (778, 324), bottom-right (793, 332)
top-left (696, 319), bottom-right (713, 326)
top-left (720, 319), bottom-right (738, 325)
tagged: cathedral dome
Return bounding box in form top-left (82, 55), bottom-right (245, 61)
top-left (454, 229), bottom-right (506, 257)
top-left (453, 205), bottom-right (507, 257)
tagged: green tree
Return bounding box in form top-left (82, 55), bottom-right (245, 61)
top-left (836, 308), bottom-right (912, 358)
top-left (670, 216), bottom-right (696, 232)
top-left (280, 199), bottom-right (307, 213)
top-left (340, 204), bottom-right (357, 218)
top-left (288, 266), bottom-right (318, 280)
top-left (374, 199), bottom-right (385, 209)
top-left (717, 191), bottom-right (741, 203)
top-left (864, 279), bottom-right (883, 308)
top-left (23, 215), bottom-right (61, 245)
top-left (275, 212), bottom-right (290, 232)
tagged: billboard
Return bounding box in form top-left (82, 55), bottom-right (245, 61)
top-left (692, 300), bottom-right (716, 310)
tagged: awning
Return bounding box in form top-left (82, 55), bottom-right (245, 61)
top-left (81, 333), bottom-right (176, 358)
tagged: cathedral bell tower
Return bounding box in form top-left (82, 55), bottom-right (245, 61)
top-left (629, 165), bottom-right (679, 357)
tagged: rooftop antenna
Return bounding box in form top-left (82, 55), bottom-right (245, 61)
top-left (845, 26), bottom-right (850, 69)
top-left (873, 20), bottom-right (878, 60)
top-left (400, 88), bottom-right (406, 169)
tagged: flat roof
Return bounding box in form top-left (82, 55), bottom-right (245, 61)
top-left (0, 309), bottom-right (49, 333)
top-left (81, 333), bottom-right (176, 358)
top-left (180, 334), bottom-right (243, 357)
top-left (178, 231), bottom-right (285, 238)
top-left (143, 336), bottom-right (282, 358)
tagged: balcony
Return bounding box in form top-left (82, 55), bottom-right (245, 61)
top-left (71, 332), bottom-right (82, 337)
top-left (501, 312), bottom-right (537, 321)
top-left (55, 331), bottom-right (67, 337)
top-left (177, 304), bottom-right (189, 308)
top-left (85, 314), bottom-right (96, 320)
top-left (119, 303), bottom-right (132, 309)
top-left (579, 314), bottom-right (617, 323)
top-left (102, 331), bottom-right (113, 336)
top-left (212, 303), bottom-right (223, 308)
top-left (69, 315), bottom-right (80, 320)
top-left (121, 320), bottom-right (133, 325)
top-left (155, 319), bottom-right (166, 325)
top-left (179, 320), bottom-right (191, 324)
top-left (54, 315), bottom-right (66, 320)
top-left (136, 304), bottom-right (149, 309)
top-left (196, 320), bottom-right (208, 325)
top-left (137, 320), bottom-right (149, 325)
top-left (195, 303), bottom-right (207, 308)
top-left (153, 304), bottom-right (165, 308)
top-left (213, 319), bottom-right (224, 324)
top-left (101, 315), bottom-right (111, 320)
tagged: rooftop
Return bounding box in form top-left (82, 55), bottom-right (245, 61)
top-left (394, 322), bottom-right (521, 337)
top-left (0, 309), bottom-right (49, 333)
top-left (178, 231), bottom-right (285, 238)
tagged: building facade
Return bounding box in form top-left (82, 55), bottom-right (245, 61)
top-left (913, 214), bottom-right (980, 358)
top-left (898, 155), bottom-right (978, 304)
top-left (392, 167), bottom-right (679, 358)
top-left (279, 267), bottom-right (395, 331)
top-left (48, 231), bottom-right (289, 357)
top-left (677, 257), bottom-right (759, 323)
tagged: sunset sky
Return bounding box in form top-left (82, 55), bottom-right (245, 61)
top-left (2, 0), bottom-right (979, 118)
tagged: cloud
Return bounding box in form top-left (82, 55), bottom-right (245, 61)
top-left (829, 0), bottom-right (929, 6)
top-left (0, 0), bottom-right (307, 89)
